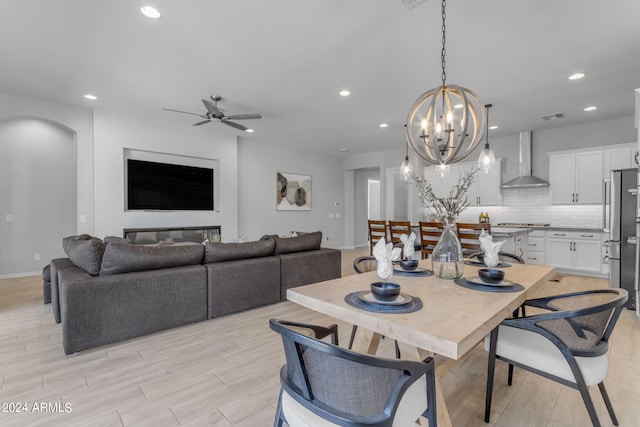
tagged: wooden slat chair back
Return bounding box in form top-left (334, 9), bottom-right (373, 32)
top-left (456, 222), bottom-right (491, 254)
top-left (367, 220), bottom-right (388, 255)
top-left (418, 221), bottom-right (444, 259)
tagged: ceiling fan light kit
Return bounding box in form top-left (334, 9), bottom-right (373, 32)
top-left (405, 0), bottom-right (486, 167)
top-left (163, 95), bottom-right (261, 132)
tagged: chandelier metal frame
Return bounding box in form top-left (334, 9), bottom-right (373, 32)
top-left (406, 0), bottom-right (486, 166)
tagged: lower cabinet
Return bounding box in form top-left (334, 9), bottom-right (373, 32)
top-left (526, 231), bottom-right (545, 265)
top-left (545, 231), bottom-right (602, 275)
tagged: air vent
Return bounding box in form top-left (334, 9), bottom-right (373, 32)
top-left (541, 113), bottom-right (565, 121)
top-left (403, 0), bottom-right (427, 9)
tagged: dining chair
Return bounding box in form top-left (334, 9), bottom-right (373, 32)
top-left (484, 288), bottom-right (628, 427)
top-left (418, 221), bottom-right (444, 259)
top-left (455, 222), bottom-right (491, 255)
top-left (352, 257), bottom-right (401, 359)
top-left (368, 220), bottom-right (388, 255)
top-left (388, 220), bottom-right (421, 256)
top-left (270, 318), bottom-right (437, 427)
top-left (468, 251), bottom-right (525, 265)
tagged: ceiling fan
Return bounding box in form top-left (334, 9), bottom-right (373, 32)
top-left (163, 95), bottom-right (262, 131)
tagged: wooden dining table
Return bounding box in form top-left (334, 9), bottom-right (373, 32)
top-left (287, 259), bottom-right (556, 427)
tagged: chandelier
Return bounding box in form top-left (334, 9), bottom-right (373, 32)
top-left (406, 0), bottom-right (486, 166)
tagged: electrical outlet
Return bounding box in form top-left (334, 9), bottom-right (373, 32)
top-left (80, 214), bottom-right (87, 223)
top-left (34, 253), bottom-right (40, 261)
top-left (6, 214), bottom-right (13, 222)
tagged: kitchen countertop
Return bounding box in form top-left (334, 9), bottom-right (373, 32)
top-left (492, 226), bottom-right (604, 235)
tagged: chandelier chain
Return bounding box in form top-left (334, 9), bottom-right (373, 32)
top-left (440, 0), bottom-right (447, 87)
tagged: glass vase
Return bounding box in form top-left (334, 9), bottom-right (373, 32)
top-left (431, 221), bottom-right (464, 279)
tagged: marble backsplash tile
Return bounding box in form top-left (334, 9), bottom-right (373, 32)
top-left (455, 187), bottom-right (604, 229)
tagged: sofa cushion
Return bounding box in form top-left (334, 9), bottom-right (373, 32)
top-left (63, 237), bottom-right (105, 276)
top-left (204, 239), bottom-right (275, 263)
top-left (273, 231), bottom-right (322, 255)
top-left (100, 243), bottom-right (204, 275)
top-left (103, 235), bottom-right (131, 245)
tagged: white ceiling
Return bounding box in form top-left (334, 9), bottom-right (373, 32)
top-left (1, 0), bottom-right (639, 156)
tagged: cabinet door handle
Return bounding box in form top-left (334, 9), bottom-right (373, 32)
top-left (529, 257), bottom-right (537, 260)
top-left (576, 193), bottom-right (579, 203)
top-left (580, 234), bottom-right (594, 238)
top-left (554, 233), bottom-right (567, 236)
top-left (572, 193), bottom-right (575, 202)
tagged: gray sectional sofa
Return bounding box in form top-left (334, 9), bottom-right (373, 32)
top-left (46, 231), bottom-right (341, 354)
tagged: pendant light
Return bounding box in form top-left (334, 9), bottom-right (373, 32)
top-left (400, 141), bottom-right (414, 181)
top-left (478, 104), bottom-right (496, 172)
top-left (405, 0), bottom-right (486, 167)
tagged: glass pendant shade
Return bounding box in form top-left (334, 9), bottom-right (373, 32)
top-left (400, 156), bottom-right (414, 181)
top-left (478, 143), bottom-right (496, 172)
top-left (406, 85), bottom-right (486, 166)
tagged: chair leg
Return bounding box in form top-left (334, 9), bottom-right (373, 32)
top-left (485, 328), bottom-right (499, 423)
top-left (274, 390), bottom-right (285, 427)
top-left (576, 378), bottom-right (602, 427)
top-left (348, 325), bottom-right (358, 349)
top-left (395, 340), bottom-right (401, 359)
top-left (598, 382), bottom-right (619, 426)
top-left (507, 364), bottom-right (514, 386)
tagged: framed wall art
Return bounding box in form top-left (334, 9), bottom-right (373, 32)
top-left (276, 172), bottom-right (311, 211)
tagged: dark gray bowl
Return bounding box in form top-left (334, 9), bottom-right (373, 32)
top-left (399, 259), bottom-right (419, 271)
top-left (478, 268), bottom-right (505, 284)
top-left (370, 282), bottom-right (401, 301)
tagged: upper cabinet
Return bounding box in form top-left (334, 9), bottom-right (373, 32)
top-left (603, 145), bottom-right (636, 179)
top-left (550, 151), bottom-right (603, 204)
top-left (424, 159), bottom-right (502, 206)
top-left (549, 143), bottom-right (638, 205)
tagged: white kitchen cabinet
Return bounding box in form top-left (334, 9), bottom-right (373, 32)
top-left (459, 159), bottom-right (502, 206)
top-left (550, 151), bottom-right (603, 204)
top-left (498, 232), bottom-right (528, 260)
top-left (603, 143), bottom-right (638, 180)
top-left (526, 230), bottom-right (545, 265)
top-left (545, 231), bottom-right (602, 274)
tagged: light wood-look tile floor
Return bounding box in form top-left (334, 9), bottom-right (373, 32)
top-left (0, 248), bottom-right (638, 426)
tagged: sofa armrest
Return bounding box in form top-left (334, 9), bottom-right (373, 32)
top-left (278, 248), bottom-right (341, 300)
top-left (50, 258), bottom-right (78, 324)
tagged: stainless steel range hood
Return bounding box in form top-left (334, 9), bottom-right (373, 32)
top-left (500, 131), bottom-right (549, 189)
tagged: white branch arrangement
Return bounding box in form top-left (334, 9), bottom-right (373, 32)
top-left (410, 167), bottom-right (479, 224)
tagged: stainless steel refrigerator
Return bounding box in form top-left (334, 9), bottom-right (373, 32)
top-left (605, 168), bottom-right (639, 312)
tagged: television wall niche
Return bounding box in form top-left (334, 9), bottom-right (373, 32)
top-left (124, 149), bottom-right (219, 211)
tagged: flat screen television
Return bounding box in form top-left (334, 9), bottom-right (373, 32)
top-left (126, 159), bottom-right (214, 211)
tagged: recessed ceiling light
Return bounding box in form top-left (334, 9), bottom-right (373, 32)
top-left (245, 128), bottom-right (254, 133)
top-left (379, 123), bottom-right (388, 128)
top-left (339, 148), bottom-right (349, 152)
top-left (569, 72), bottom-right (586, 80)
top-left (339, 90), bottom-right (350, 97)
top-left (489, 125), bottom-right (498, 130)
top-left (584, 106), bottom-right (597, 111)
top-left (140, 6), bottom-right (161, 19)
top-left (84, 94), bottom-right (97, 100)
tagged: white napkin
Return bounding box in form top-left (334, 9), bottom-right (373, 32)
top-left (479, 229), bottom-right (505, 268)
top-left (399, 232), bottom-right (417, 259)
top-left (373, 237), bottom-right (402, 279)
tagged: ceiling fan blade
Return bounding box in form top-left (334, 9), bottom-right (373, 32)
top-left (162, 108), bottom-right (207, 119)
top-left (225, 113), bottom-right (262, 120)
top-left (222, 120), bottom-right (249, 131)
top-left (192, 120), bottom-right (211, 126)
top-left (202, 99), bottom-right (222, 117)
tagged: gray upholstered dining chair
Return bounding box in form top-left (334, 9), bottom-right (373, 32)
top-left (484, 288), bottom-right (628, 427)
top-left (270, 318), bottom-right (437, 427)
top-left (352, 256), bottom-right (401, 359)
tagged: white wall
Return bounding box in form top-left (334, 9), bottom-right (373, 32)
top-left (237, 141), bottom-right (344, 247)
top-left (93, 109), bottom-right (239, 241)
